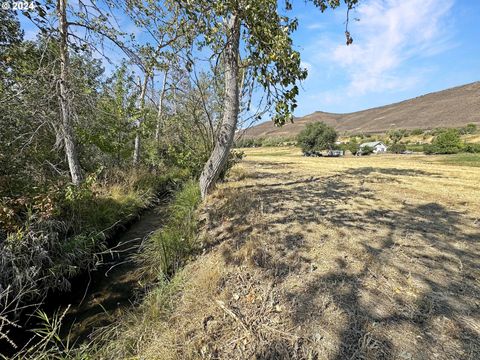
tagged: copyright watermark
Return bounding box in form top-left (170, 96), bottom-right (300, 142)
top-left (1, 1), bottom-right (36, 10)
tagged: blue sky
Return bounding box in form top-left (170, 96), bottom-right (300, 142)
top-left (290, 0), bottom-right (480, 116)
top-left (18, 0), bottom-right (480, 118)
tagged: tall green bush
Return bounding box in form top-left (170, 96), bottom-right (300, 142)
top-left (424, 129), bottom-right (463, 154)
top-left (345, 139), bottom-right (360, 155)
top-left (359, 145), bottom-right (374, 155)
top-left (297, 122), bottom-right (337, 153)
top-left (389, 143), bottom-right (407, 154)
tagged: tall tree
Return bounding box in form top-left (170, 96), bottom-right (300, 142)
top-left (57, 0), bottom-right (83, 185)
top-left (84, 63), bottom-right (136, 165)
top-left (133, 73), bottom-right (149, 166)
top-left (177, 0), bottom-right (358, 198)
top-left (198, 14), bottom-right (240, 197)
top-left (155, 69), bottom-right (169, 143)
top-left (0, 8), bottom-right (23, 50)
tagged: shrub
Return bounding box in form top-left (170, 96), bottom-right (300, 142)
top-left (160, 142), bottom-right (209, 178)
top-left (431, 128), bottom-right (447, 136)
top-left (406, 144), bottom-right (425, 152)
top-left (389, 143), bottom-right (407, 154)
top-left (426, 129), bottom-right (463, 154)
top-left (464, 143), bottom-right (480, 153)
top-left (297, 122), bottom-right (337, 153)
top-left (345, 139), bottom-right (360, 155)
top-left (359, 145), bottom-right (374, 155)
top-left (234, 137), bottom-right (263, 148)
top-left (459, 123), bottom-right (477, 135)
top-left (388, 129), bottom-right (406, 144)
top-left (410, 129), bottom-right (424, 136)
top-left (238, 139), bottom-right (248, 148)
top-left (235, 136), bottom-right (296, 148)
top-left (423, 144), bottom-right (434, 154)
top-left (352, 133), bottom-right (366, 139)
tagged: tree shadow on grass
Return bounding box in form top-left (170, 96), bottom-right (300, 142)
top-left (282, 199), bottom-right (479, 359)
top-left (345, 166), bottom-right (444, 178)
top-left (209, 163), bottom-right (479, 359)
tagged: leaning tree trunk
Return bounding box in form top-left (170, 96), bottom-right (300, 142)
top-left (133, 74), bottom-right (149, 166)
top-left (154, 69), bottom-right (168, 143)
top-left (57, 0), bottom-right (83, 185)
top-left (199, 14), bottom-right (240, 198)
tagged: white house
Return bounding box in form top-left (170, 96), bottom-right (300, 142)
top-left (359, 141), bottom-right (388, 153)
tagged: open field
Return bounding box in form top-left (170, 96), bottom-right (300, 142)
top-left (111, 147), bottom-right (480, 359)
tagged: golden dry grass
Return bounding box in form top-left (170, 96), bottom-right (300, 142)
top-left (464, 133), bottom-right (480, 143)
top-left (106, 147), bottom-right (480, 359)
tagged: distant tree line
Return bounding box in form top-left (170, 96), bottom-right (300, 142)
top-left (234, 136), bottom-right (296, 148)
top-left (235, 123), bottom-right (478, 152)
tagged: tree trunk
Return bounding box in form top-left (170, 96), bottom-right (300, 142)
top-left (199, 14), bottom-right (240, 198)
top-left (133, 134), bottom-right (141, 165)
top-left (154, 69), bottom-right (168, 143)
top-left (57, 0), bottom-right (83, 185)
top-left (172, 83), bottom-right (177, 115)
top-left (133, 74), bottom-right (149, 166)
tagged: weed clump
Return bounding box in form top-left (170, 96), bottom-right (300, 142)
top-left (137, 180), bottom-right (201, 281)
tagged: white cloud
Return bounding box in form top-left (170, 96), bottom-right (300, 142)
top-left (307, 23), bottom-right (325, 30)
top-left (330, 0), bottom-right (454, 95)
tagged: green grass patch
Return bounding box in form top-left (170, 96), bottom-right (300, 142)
top-left (51, 168), bottom-right (190, 278)
top-left (439, 153), bottom-right (480, 167)
top-left (137, 180), bottom-right (201, 280)
top-left (405, 144), bottom-right (425, 152)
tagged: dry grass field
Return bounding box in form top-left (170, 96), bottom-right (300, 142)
top-left (114, 148), bottom-right (480, 360)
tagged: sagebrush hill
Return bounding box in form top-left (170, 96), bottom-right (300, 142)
top-left (240, 82), bottom-right (480, 138)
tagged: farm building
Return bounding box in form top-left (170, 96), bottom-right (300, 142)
top-left (360, 141), bottom-right (388, 153)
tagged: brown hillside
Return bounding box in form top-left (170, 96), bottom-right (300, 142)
top-left (240, 81), bottom-right (480, 138)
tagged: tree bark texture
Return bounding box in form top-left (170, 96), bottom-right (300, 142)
top-left (199, 14), bottom-right (240, 198)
